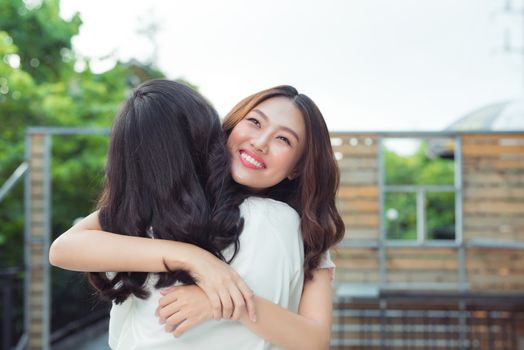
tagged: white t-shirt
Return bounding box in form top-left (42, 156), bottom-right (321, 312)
top-left (108, 197), bottom-right (304, 350)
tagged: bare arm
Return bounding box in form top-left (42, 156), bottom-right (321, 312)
top-left (159, 268), bottom-right (333, 350)
top-left (240, 268), bottom-right (332, 350)
top-left (49, 211), bottom-right (200, 272)
top-left (49, 211), bottom-right (256, 321)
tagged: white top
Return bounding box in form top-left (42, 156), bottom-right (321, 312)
top-left (108, 197), bottom-right (304, 350)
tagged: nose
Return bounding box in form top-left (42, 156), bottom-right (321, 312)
top-left (250, 134), bottom-right (269, 154)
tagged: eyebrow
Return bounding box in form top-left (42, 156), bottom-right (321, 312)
top-left (251, 109), bottom-right (301, 143)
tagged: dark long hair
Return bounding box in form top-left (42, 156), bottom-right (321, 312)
top-left (88, 80), bottom-right (245, 304)
top-left (223, 85), bottom-right (345, 280)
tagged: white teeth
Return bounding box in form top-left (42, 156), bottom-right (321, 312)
top-left (241, 152), bottom-right (264, 168)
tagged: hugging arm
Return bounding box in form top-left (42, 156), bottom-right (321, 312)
top-left (49, 211), bottom-right (256, 321)
top-left (239, 268), bottom-right (333, 350)
top-left (158, 267), bottom-right (333, 350)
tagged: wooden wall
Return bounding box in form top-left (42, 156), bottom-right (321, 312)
top-left (463, 134), bottom-right (524, 290)
top-left (330, 132), bottom-right (524, 292)
top-left (332, 134), bottom-right (381, 285)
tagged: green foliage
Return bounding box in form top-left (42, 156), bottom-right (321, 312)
top-left (0, 0), bottom-right (170, 334)
top-left (384, 140), bottom-right (455, 240)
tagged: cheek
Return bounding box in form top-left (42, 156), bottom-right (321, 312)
top-left (227, 125), bottom-right (248, 149)
top-left (273, 147), bottom-right (301, 172)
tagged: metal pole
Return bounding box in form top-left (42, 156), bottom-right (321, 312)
top-left (2, 274), bottom-right (12, 350)
top-left (378, 136), bottom-right (386, 288)
top-left (417, 189), bottom-right (426, 244)
top-left (23, 133), bottom-right (31, 348)
top-left (455, 136), bottom-right (466, 291)
top-left (42, 134), bottom-right (51, 350)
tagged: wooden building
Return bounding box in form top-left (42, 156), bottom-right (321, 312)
top-left (329, 131), bottom-right (524, 349)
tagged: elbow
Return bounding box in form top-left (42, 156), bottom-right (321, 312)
top-left (301, 340), bottom-right (329, 350)
top-left (49, 236), bottom-right (66, 267)
top-left (298, 332), bottom-right (330, 350)
top-left (314, 336), bottom-right (330, 350)
top-left (320, 337), bottom-right (330, 350)
top-left (311, 330), bottom-right (331, 350)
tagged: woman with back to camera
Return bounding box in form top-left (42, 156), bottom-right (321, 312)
top-left (50, 82), bottom-right (344, 349)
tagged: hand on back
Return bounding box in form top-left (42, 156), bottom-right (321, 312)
top-left (167, 247), bottom-right (256, 324)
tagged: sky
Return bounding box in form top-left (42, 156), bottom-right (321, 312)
top-left (59, 0), bottom-right (523, 131)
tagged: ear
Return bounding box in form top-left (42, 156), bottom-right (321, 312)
top-left (287, 169), bottom-right (299, 180)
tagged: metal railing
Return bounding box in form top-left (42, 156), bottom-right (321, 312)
top-left (1, 267), bottom-right (25, 350)
top-left (0, 162), bottom-right (28, 203)
top-left (1, 163), bottom-right (29, 350)
top-left (331, 291), bottom-right (524, 350)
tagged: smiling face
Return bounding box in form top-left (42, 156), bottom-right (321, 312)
top-left (227, 96), bottom-right (306, 190)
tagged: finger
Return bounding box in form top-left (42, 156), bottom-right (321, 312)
top-left (229, 286), bottom-right (246, 320)
top-left (165, 311), bottom-right (185, 333)
top-left (173, 318), bottom-right (196, 337)
top-left (218, 289), bottom-right (234, 319)
top-left (237, 280), bottom-right (256, 322)
top-left (160, 285), bottom-right (179, 296)
top-left (158, 302), bottom-right (182, 324)
top-left (204, 289), bottom-right (222, 320)
top-left (158, 292), bottom-right (178, 308)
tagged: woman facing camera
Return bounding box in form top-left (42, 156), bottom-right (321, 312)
top-left (50, 81), bottom-right (343, 349)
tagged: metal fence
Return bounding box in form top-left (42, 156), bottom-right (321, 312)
top-left (331, 291), bottom-right (524, 350)
top-left (1, 267), bottom-right (25, 350)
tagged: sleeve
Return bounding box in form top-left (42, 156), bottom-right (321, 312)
top-left (318, 250), bottom-right (336, 282)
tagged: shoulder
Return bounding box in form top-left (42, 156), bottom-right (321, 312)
top-left (240, 196), bottom-right (300, 225)
top-left (240, 196), bottom-right (303, 258)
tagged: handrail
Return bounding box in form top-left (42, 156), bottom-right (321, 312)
top-left (1, 266), bottom-right (24, 350)
top-left (0, 162), bottom-right (28, 203)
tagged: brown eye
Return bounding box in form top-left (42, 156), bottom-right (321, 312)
top-left (277, 136), bottom-right (291, 146)
top-left (247, 118), bottom-right (260, 127)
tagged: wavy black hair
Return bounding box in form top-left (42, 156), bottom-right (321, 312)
top-left (88, 80), bottom-right (246, 304)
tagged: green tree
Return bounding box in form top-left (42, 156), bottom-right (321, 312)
top-left (384, 140), bottom-right (455, 240)
top-left (0, 0), bottom-right (166, 337)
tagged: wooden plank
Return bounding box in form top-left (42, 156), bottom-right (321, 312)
top-left (332, 246), bottom-right (378, 259)
top-left (464, 186), bottom-right (524, 200)
top-left (463, 133), bottom-right (524, 141)
top-left (386, 258), bottom-right (458, 269)
top-left (338, 186), bottom-right (379, 199)
top-left (463, 173), bottom-right (524, 186)
top-left (463, 167), bottom-right (524, 177)
top-left (340, 171), bottom-right (378, 185)
top-left (333, 258), bottom-right (379, 269)
top-left (468, 274), bottom-right (524, 284)
top-left (386, 247), bottom-right (457, 256)
top-left (334, 144), bottom-right (378, 156)
top-left (464, 231), bottom-right (522, 241)
top-left (467, 267), bottom-right (524, 276)
top-left (336, 200), bottom-right (379, 213)
top-left (463, 158), bottom-right (524, 170)
top-left (463, 216), bottom-right (524, 228)
top-left (30, 157), bottom-right (44, 168)
top-left (342, 213), bottom-right (379, 227)
top-left (466, 247), bottom-right (524, 256)
top-left (337, 157), bottom-right (378, 169)
top-left (463, 201), bottom-right (524, 214)
top-left (386, 270), bottom-right (458, 283)
top-left (467, 260), bottom-right (524, 271)
top-left (463, 144), bottom-right (524, 156)
top-left (335, 270), bottom-right (380, 283)
top-left (344, 228), bottom-right (379, 240)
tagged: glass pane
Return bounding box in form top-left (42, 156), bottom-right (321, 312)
top-left (426, 191), bottom-right (455, 240)
top-left (385, 192), bottom-right (416, 240)
top-left (384, 138), bottom-right (455, 185)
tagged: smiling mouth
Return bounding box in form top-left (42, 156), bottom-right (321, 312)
top-left (240, 151), bottom-right (266, 169)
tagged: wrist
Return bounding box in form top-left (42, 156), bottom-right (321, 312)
top-left (161, 241), bottom-right (197, 272)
